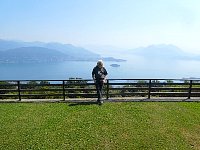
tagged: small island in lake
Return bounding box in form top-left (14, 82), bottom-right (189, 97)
top-left (110, 64), bottom-right (120, 67)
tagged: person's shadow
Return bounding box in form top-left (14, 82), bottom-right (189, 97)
top-left (68, 101), bottom-right (99, 106)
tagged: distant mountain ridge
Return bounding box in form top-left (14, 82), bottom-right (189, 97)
top-left (127, 44), bottom-right (197, 60)
top-left (2, 39), bottom-right (196, 63)
top-left (0, 39), bottom-right (126, 63)
top-left (0, 47), bottom-right (70, 63)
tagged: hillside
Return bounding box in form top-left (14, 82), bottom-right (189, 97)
top-left (0, 39), bottom-right (126, 63)
top-left (127, 44), bottom-right (196, 60)
top-left (0, 47), bottom-right (71, 63)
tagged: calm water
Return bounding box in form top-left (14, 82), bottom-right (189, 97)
top-left (0, 56), bottom-right (200, 80)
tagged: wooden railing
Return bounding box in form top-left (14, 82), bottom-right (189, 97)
top-left (0, 79), bottom-right (200, 101)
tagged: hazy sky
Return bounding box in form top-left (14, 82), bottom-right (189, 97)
top-left (1, 0), bottom-right (200, 53)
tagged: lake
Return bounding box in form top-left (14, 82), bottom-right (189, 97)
top-left (0, 56), bottom-right (200, 80)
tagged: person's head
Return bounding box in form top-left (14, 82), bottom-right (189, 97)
top-left (97, 60), bottom-right (103, 68)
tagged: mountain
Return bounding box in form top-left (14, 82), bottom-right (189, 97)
top-left (43, 42), bottom-right (100, 60)
top-left (0, 39), bottom-right (25, 50)
top-left (127, 44), bottom-right (195, 60)
top-left (0, 39), bottom-right (126, 63)
top-left (0, 47), bottom-right (71, 63)
top-left (0, 39), bottom-right (47, 50)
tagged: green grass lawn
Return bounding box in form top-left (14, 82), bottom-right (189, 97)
top-left (0, 102), bottom-right (200, 150)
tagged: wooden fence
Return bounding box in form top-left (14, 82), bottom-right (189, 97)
top-left (0, 79), bottom-right (200, 101)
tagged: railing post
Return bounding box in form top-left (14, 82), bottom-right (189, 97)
top-left (148, 79), bottom-right (151, 99)
top-left (188, 80), bottom-right (192, 99)
top-left (106, 80), bottom-right (109, 100)
top-left (17, 81), bottom-right (21, 101)
top-left (63, 80), bottom-right (65, 101)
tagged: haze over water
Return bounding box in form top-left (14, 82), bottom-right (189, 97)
top-left (1, 56), bottom-right (200, 80)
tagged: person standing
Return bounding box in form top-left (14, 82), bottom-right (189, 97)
top-left (92, 60), bottom-right (108, 104)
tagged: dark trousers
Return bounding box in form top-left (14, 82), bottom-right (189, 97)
top-left (95, 80), bottom-right (104, 100)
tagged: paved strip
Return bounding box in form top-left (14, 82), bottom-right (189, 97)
top-left (0, 97), bottom-right (200, 103)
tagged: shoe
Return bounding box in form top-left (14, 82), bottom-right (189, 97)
top-left (97, 99), bottom-right (103, 105)
top-left (97, 99), bottom-right (100, 104)
top-left (98, 99), bottom-right (103, 105)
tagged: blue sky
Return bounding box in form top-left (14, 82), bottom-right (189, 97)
top-left (1, 0), bottom-right (200, 53)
